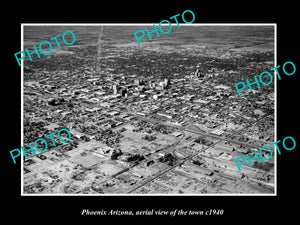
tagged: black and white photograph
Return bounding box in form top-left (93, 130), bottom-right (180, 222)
top-left (21, 24), bottom-right (275, 195)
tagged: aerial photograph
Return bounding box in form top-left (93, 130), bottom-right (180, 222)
top-left (22, 24), bottom-right (275, 195)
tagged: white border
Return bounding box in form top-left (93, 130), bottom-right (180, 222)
top-left (21, 23), bottom-right (277, 196)
top-left (274, 23), bottom-right (277, 196)
top-left (21, 24), bottom-right (24, 195)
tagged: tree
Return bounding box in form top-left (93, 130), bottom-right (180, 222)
top-left (111, 150), bottom-right (122, 160)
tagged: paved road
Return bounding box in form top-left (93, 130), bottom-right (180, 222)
top-left (139, 115), bottom-right (272, 152)
top-left (111, 136), bottom-right (183, 178)
top-left (127, 113), bottom-right (273, 193)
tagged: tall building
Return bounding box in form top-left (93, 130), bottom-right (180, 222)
top-left (120, 88), bottom-right (127, 97)
top-left (163, 78), bottom-right (170, 88)
top-left (135, 78), bottom-right (145, 86)
top-left (164, 78), bottom-right (170, 86)
top-left (134, 79), bottom-right (140, 86)
top-left (149, 81), bottom-right (156, 88)
top-left (113, 85), bottom-right (118, 95)
top-left (194, 68), bottom-right (202, 77)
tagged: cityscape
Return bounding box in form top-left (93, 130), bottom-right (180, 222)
top-left (22, 25), bottom-right (275, 194)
